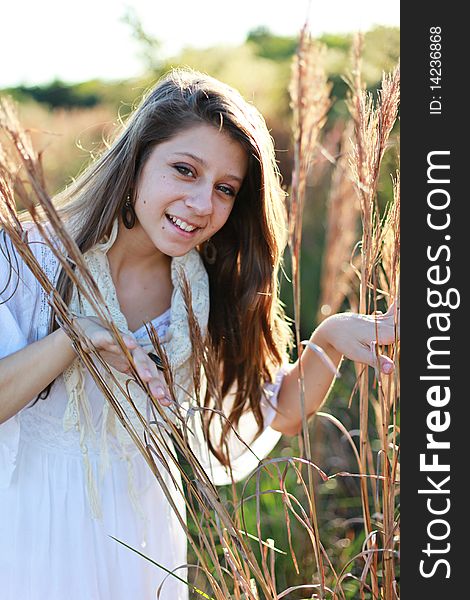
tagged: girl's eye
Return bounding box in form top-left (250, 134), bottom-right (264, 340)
top-left (174, 164), bottom-right (195, 177)
top-left (217, 185), bottom-right (236, 197)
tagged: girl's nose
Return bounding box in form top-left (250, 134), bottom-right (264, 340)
top-left (185, 187), bottom-right (213, 216)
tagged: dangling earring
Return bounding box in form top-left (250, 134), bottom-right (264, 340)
top-left (203, 238), bottom-right (217, 265)
top-left (122, 193), bottom-right (136, 229)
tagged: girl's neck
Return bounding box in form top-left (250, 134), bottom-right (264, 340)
top-left (107, 219), bottom-right (171, 280)
top-left (106, 219), bottom-right (173, 331)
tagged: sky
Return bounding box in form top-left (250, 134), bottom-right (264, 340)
top-left (2, 0), bottom-right (400, 88)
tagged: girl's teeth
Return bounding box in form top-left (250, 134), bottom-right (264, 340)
top-left (168, 215), bottom-right (196, 232)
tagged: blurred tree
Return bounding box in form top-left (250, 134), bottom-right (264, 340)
top-left (319, 32), bottom-right (352, 51)
top-left (12, 80), bottom-right (99, 109)
top-left (121, 5), bottom-right (163, 76)
top-left (364, 26), bottom-right (400, 76)
top-left (246, 26), bottom-right (298, 60)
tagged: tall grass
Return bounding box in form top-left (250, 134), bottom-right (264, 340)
top-left (0, 26), bottom-right (400, 599)
top-left (342, 34), bottom-right (400, 599)
top-left (316, 123), bottom-right (360, 322)
top-left (12, 101), bottom-right (116, 196)
top-left (288, 25), bottom-right (332, 596)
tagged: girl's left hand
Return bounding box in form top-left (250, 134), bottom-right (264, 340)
top-left (73, 316), bottom-right (172, 406)
top-left (317, 302), bottom-right (400, 375)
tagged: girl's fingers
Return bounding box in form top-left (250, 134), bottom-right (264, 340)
top-left (376, 351), bottom-right (395, 374)
top-left (370, 308), bottom-right (399, 346)
top-left (132, 346), bottom-right (154, 379)
top-left (84, 325), bottom-right (172, 406)
top-left (122, 335), bottom-right (138, 349)
top-left (375, 323), bottom-right (397, 346)
top-left (131, 346), bottom-right (171, 405)
top-left (149, 380), bottom-right (172, 406)
top-left (380, 357), bottom-right (395, 374)
top-left (369, 341), bottom-right (395, 375)
top-left (149, 374), bottom-right (172, 406)
top-left (347, 340), bottom-right (395, 375)
top-left (352, 346), bottom-right (375, 369)
top-left (386, 300), bottom-right (398, 316)
top-left (384, 300), bottom-right (400, 334)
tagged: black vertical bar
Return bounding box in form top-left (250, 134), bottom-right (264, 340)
top-left (402, 3), bottom-right (465, 596)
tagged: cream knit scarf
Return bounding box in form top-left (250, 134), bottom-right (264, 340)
top-left (61, 220), bottom-right (210, 517)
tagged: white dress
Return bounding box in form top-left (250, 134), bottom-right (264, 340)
top-left (0, 228), bottom-right (284, 600)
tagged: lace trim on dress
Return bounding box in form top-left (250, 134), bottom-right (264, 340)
top-left (61, 219), bottom-right (210, 517)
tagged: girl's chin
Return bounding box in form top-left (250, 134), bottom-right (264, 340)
top-left (162, 248), bottom-right (195, 258)
top-left (155, 238), bottom-right (202, 258)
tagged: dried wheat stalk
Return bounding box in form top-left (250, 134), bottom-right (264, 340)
top-left (288, 24), bottom-right (332, 597)
top-left (345, 35), bottom-right (400, 600)
top-left (317, 122), bottom-right (361, 322)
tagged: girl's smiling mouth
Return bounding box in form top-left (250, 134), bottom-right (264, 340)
top-left (165, 213), bottom-right (201, 234)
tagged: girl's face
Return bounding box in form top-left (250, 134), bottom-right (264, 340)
top-left (132, 123), bottom-right (248, 257)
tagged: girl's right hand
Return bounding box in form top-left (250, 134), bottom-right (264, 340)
top-left (74, 316), bottom-right (172, 406)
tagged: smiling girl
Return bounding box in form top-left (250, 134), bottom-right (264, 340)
top-left (0, 69), bottom-right (398, 599)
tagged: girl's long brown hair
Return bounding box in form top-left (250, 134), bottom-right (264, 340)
top-left (46, 69), bottom-right (292, 462)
